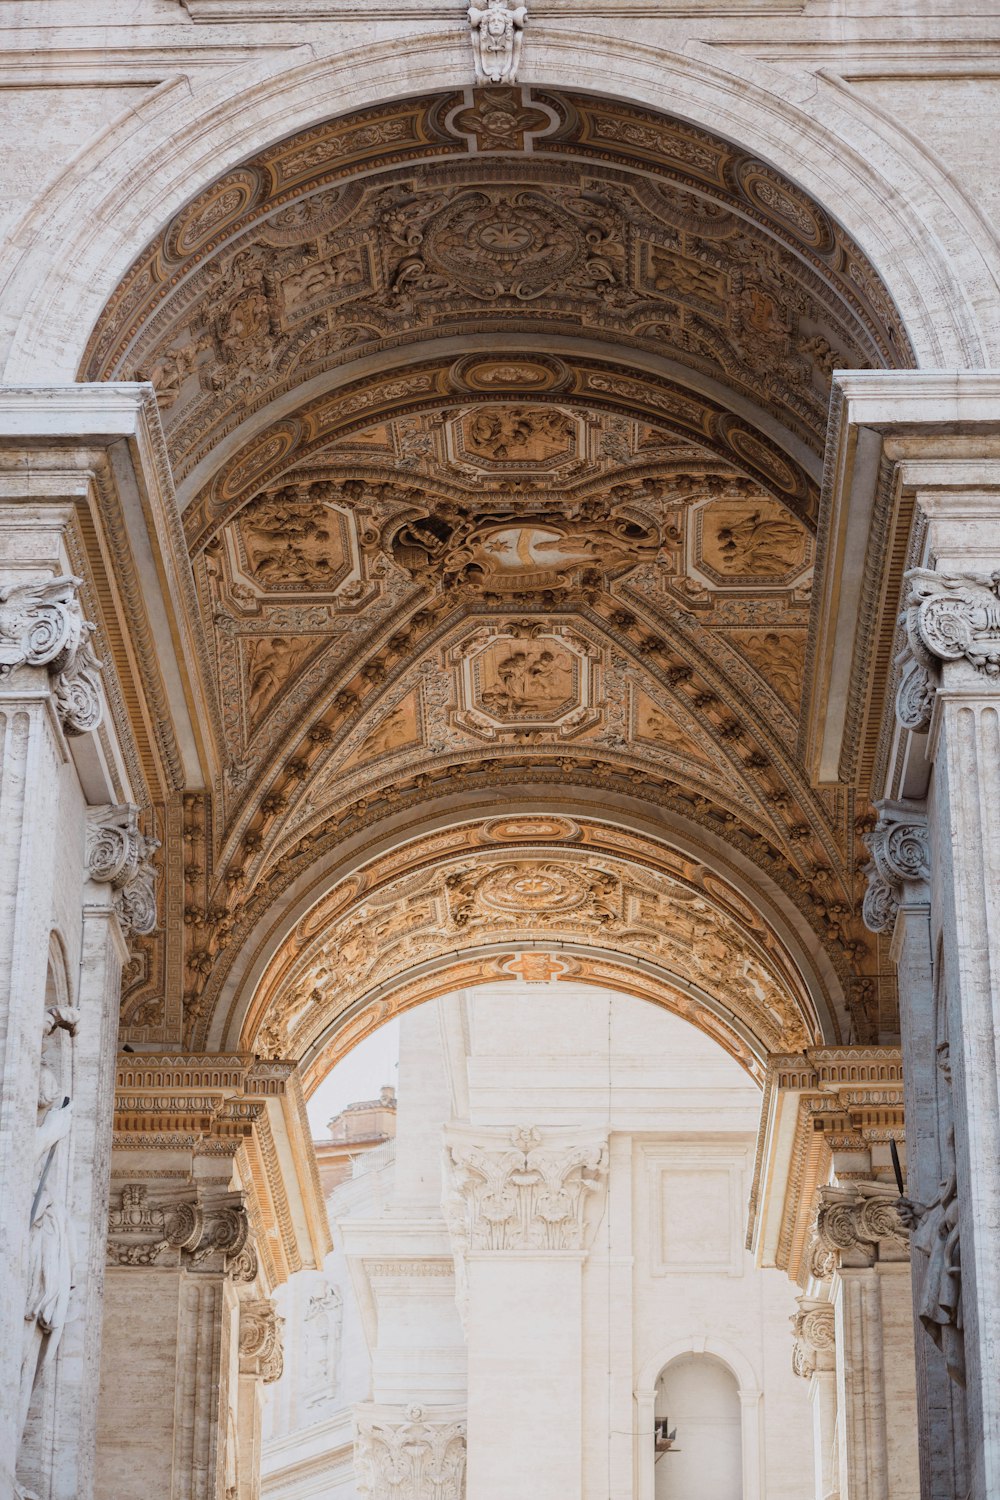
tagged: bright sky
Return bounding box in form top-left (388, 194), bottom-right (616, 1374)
top-left (305, 1018), bottom-right (401, 1139)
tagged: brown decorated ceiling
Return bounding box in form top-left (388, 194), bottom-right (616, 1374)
top-left (86, 86), bottom-right (909, 1060)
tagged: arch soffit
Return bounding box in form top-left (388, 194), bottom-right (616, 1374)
top-left (0, 29), bottom-right (995, 383)
top-left (202, 799), bottom-right (846, 1058)
top-left (296, 949), bottom-right (772, 1095)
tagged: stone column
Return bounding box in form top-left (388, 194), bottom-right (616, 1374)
top-left (98, 1182), bottom-right (257, 1500)
top-left (237, 1298), bottom-right (284, 1500)
top-left (791, 1298), bottom-right (838, 1500)
top-left (353, 1402), bottom-right (467, 1500)
top-left (0, 522), bottom-right (107, 1498)
top-left (21, 809), bottom-right (160, 1500)
top-left (444, 1124), bottom-right (609, 1500)
top-left (815, 1184), bottom-right (917, 1500)
top-left (863, 802), bottom-right (968, 1500)
top-left (890, 546), bottom-right (1000, 1500)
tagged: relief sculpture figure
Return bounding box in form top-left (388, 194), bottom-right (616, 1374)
top-left (898, 1122), bottom-right (965, 1388)
top-left (18, 1007), bottom-right (80, 1473)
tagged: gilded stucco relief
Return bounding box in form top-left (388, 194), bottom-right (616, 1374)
top-left (79, 87), bottom-right (908, 1051)
top-left (243, 820), bottom-right (818, 1071)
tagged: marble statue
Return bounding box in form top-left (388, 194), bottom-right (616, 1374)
top-left (18, 1007), bottom-right (80, 1453)
top-left (898, 1122), bottom-right (965, 1388)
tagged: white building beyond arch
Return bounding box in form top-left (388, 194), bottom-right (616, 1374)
top-left (263, 983), bottom-right (811, 1500)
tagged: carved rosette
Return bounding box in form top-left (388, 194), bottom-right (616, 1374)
top-left (0, 574), bottom-right (104, 733)
top-left (861, 803), bottom-right (928, 935)
top-left (106, 1182), bottom-right (257, 1279)
top-left (239, 1298), bottom-right (284, 1383)
top-left (354, 1403), bottom-right (467, 1500)
top-left (790, 1298), bottom-right (836, 1380)
top-left (444, 1124), bottom-right (608, 1253)
top-left (87, 804), bottom-right (161, 937)
top-left (814, 1182), bottom-right (909, 1269)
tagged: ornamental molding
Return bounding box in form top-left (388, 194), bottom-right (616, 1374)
top-left (861, 801), bottom-right (928, 936)
top-left (468, 0), bottom-right (526, 85)
top-left (106, 1182), bottom-right (258, 1281)
top-left (814, 1180), bottom-right (909, 1269)
top-left (239, 1297), bottom-right (284, 1383)
top-left (353, 1402), bottom-right (467, 1500)
top-left (87, 804), bottom-right (161, 936)
top-left (0, 574), bottom-right (104, 734)
top-left (443, 1124), bottom-right (608, 1254)
top-left (790, 1297), bottom-right (835, 1380)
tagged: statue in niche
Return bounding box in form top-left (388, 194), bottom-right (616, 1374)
top-left (303, 1282), bottom-right (343, 1403)
top-left (18, 1007), bottom-right (80, 1472)
top-left (897, 1042), bottom-right (966, 1387)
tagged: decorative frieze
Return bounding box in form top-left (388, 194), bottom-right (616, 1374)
top-left (814, 1181), bottom-right (909, 1269)
top-left (239, 1297), bottom-right (284, 1383)
top-left (106, 1182), bottom-right (257, 1280)
top-left (353, 1403), bottom-right (466, 1500)
top-left (87, 804), bottom-right (161, 936)
top-left (862, 802), bottom-right (929, 935)
top-left (791, 1297), bottom-right (836, 1380)
top-left (444, 1125), bottom-right (608, 1253)
top-left (467, 0), bottom-right (526, 85)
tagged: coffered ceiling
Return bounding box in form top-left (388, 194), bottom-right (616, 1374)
top-left (83, 85), bottom-right (910, 1061)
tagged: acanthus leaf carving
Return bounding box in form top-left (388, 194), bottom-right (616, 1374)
top-left (902, 566), bottom-right (1000, 681)
top-left (0, 575), bottom-right (104, 733)
top-left (239, 1297), bottom-right (285, 1383)
top-left (87, 805), bottom-right (161, 937)
top-left (861, 802), bottom-right (928, 936)
top-left (443, 1124), bottom-right (608, 1253)
top-left (814, 1181), bottom-right (909, 1269)
top-left (353, 1402), bottom-right (467, 1500)
top-left (106, 1183), bottom-right (255, 1279)
top-left (790, 1297), bottom-right (835, 1380)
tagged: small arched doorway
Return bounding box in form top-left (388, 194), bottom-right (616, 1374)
top-left (654, 1353), bottom-right (743, 1500)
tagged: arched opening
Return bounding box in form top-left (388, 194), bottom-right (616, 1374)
top-left (260, 981), bottom-right (812, 1500)
top-left (654, 1355), bottom-right (743, 1500)
top-left (64, 67), bottom-right (925, 1500)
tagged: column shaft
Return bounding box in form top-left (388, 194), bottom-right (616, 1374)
top-left (0, 687), bottom-right (64, 1495)
top-left (932, 697), bottom-right (1000, 1499)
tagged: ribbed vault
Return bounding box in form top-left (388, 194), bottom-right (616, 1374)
top-left (83, 85), bottom-right (910, 1054)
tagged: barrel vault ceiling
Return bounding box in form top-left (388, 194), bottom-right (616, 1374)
top-left (82, 85), bottom-right (912, 1063)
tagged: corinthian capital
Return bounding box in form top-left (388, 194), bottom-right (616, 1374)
top-left (815, 1181), bottom-right (909, 1268)
top-left (444, 1124), bottom-right (608, 1253)
top-left (239, 1298), bottom-right (284, 1383)
top-left (0, 574), bottom-right (104, 733)
top-left (87, 804), bottom-right (160, 936)
top-left (791, 1297), bottom-right (836, 1380)
top-left (902, 565), bottom-right (1000, 682)
top-left (353, 1403), bottom-right (466, 1500)
top-left (861, 801), bottom-right (928, 934)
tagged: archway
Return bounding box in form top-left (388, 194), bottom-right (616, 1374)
top-left (55, 66), bottom-right (926, 1500)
